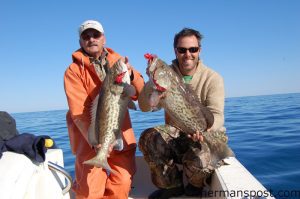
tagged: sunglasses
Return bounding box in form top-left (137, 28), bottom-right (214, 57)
top-left (81, 32), bottom-right (102, 41)
top-left (176, 47), bottom-right (200, 54)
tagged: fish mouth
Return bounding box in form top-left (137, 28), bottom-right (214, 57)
top-left (144, 53), bottom-right (167, 92)
top-left (152, 68), bottom-right (166, 92)
top-left (144, 53), bottom-right (158, 74)
top-left (114, 71), bottom-right (127, 84)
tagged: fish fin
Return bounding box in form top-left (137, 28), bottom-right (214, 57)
top-left (108, 168), bottom-right (118, 175)
top-left (184, 84), bottom-right (214, 130)
top-left (224, 145), bottom-right (235, 157)
top-left (210, 144), bottom-right (235, 166)
top-left (204, 133), bottom-right (235, 166)
top-left (149, 90), bottom-right (161, 107)
top-left (201, 106), bottom-right (214, 129)
top-left (83, 156), bottom-right (113, 173)
top-left (127, 100), bottom-right (137, 110)
top-left (88, 94), bottom-right (99, 146)
top-left (124, 84), bottom-right (136, 97)
top-left (113, 137), bottom-right (124, 151)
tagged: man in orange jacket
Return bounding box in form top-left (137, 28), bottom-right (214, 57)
top-left (64, 20), bottom-right (144, 199)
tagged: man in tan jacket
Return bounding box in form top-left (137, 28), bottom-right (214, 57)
top-left (138, 28), bottom-right (226, 198)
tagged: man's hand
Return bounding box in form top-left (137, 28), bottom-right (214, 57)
top-left (188, 129), bottom-right (211, 143)
top-left (188, 131), bottom-right (204, 142)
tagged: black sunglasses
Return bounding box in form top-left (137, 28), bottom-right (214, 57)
top-left (81, 32), bottom-right (102, 41)
top-left (176, 47), bottom-right (200, 54)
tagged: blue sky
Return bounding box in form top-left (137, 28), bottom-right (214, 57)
top-left (0, 0), bottom-right (299, 113)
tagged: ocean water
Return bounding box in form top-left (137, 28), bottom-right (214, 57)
top-left (11, 93), bottom-right (300, 196)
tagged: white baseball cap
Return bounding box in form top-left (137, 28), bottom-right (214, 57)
top-left (78, 20), bottom-right (104, 36)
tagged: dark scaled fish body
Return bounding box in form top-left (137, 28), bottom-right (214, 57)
top-left (83, 59), bottom-right (136, 173)
top-left (146, 55), bottom-right (234, 166)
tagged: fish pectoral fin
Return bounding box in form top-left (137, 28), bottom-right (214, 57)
top-left (113, 137), bottom-right (124, 151)
top-left (127, 100), bottom-right (137, 110)
top-left (123, 84), bottom-right (136, 97)
top-left (88, 94), bottom-right (99, 145)
top-left (148, 90), bottom-right (161, 108)
top-left (87, 124), bottom-right (98, 146)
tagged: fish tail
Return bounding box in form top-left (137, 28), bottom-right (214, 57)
top-left (83, 156), bottom-right (113, 173)
top-left (224, 145), bottom-right (235, 157)
top-left (219, 141), bottom-right (235, 158)
top-left (210, 144), bottom-right (235, 166)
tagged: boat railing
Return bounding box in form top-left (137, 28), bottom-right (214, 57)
top-left (48, 161), bottom-right (73, 195)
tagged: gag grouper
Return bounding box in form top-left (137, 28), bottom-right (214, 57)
top-left (83, 59), bottom-right (136, 173)
top-left (144, 53), bottom-right (234, 166)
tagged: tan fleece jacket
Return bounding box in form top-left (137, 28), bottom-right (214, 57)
top-left (138, 60), bottom-right (225, 132)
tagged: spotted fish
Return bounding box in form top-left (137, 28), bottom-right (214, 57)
top-left (144, 53), bottom-right (234, 166)
top-left (83, 59), bottom-right (136, 173)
